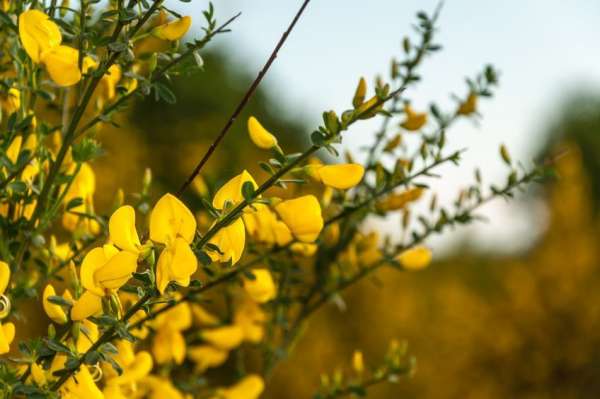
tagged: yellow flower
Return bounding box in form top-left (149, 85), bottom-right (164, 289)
top-left (60, 365), bottom-right (103, 399)
top-left (0, 322), bottom-right (15, 355)
top-left (275, 195), bottom-right (323, 242)
top-left (0, 260), bottom-right (10, 295)
top-left (188, 345), bottom-right (229, 373)
top-left (212, 170), bottom-right (258, 210)
top-left (395, 245), bottom-right (432, 270)
top-left (458, 92), bottom-right (478, 115)
top-left (290, 242), bottom-right (318, 257)
top-left (104, 341), bottom-right (153, 387)
top-left (400, 104), bottom-right (427, 131)
top-left (377, 187), bottom-right (424, 211)
top-left (71, 245), bottom-right (137, 320)
top-left (233, 299), bottom-right (266, 343)
top-left (352, 77), bottom-right (367, 108)
top-left (149, 193), bottom-right (196, 245)
top-left (156, 236), bottom-right (197, 294)
top-left (62, 162), bottom-right (100, 235)
top-left (242, 204), bottom-right (292, 247)
top-left (42, 284), bottom-right (69, 324)
top-left (152, 328), bottom-right (186, 365)
top-left (153, 16), bottom-right (192, 41)
top-left (206, 217), bottom-right (245, 265)
top-left (201, 325), bottom-right (244, 350)
top-left (352, 350), bottom-right (364, 374)
top-left (149, 193), bottom-right (198, 294)
top-left (40, 45), bottom-right (81, 87)
top-left (316, 164), bottom-right (365, 190)
top-left (142, 376), bottom-right (187, 399)
top-left (243, 269), bottom-right (276, 303)
top-left (247, 116), bottom-right (278, 149)
top-left (191, 304), bottom-right (220, 327)
top-left (98, 64), bottom-right (122, 105)
top-left (74, 321), bottom-right (99, 355)
top-left (0, 87), bottom-right (20, 115)
top-left (151, 297), bottom-right (191, 364)
top-left (215, 374), bottom-right (265, 399)
top-left (109, 205), bottom-right (141, 253)
top-left (18, 9), bottom-right (62, 63)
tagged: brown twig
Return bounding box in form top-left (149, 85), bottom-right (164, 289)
top-left (176, 0), bottom-right (312, 197)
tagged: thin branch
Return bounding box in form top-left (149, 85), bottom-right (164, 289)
top-left (176, 0), bottom-right (312, 197)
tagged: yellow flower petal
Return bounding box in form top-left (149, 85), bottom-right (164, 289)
top-left (149, 193), bottom-right (196, 245)
top-left (243, 269), bottom-right (276, 303)
top-left (152, 329), bottom-right (186, 365)
top-left (458, 93), bottom-right (478, 115)
top-left (40, 45), bottom-right (81, 87)
top-left (290, 242), bottom-right (317, 257)
top-left (109, 205), bottom-right (141, 253)
top-left (80, 246), bottom-right (113, 295)
top-left (43, 284), bottom-right (68, 324)
top-left (248, 116), bottom-right (278, 149)
top-left (218, 374), bottom-right (264, 399)
top-left (400, 104), bottom-right (427, 131)
top-left (206, 218), bottom-right (245, 265)
top-left (395, 245), bottom-right (432, 270)
top-left (201, 325), bottom-right (244, 350)
top-left (317, 164), bottom-right (365, 190)
top-left (93, 250), bottom-right (138, 290)
top-left (212, 170), bottom-right (258, 210)
top-left (153, 16), bottom-right (192, 40)
top-left (0, 322), bottom-right (15, 354)
top-left (0, 261), bottom-right (10, 295)
top-left (155, 237), bottom-right (198, 294)
top-left (275, 195), bottom-right (323, 243)
top-left (188, 345), bottom-right (229, 373)
top-left (18, 9), bottom-right (62, 63)
top-left (234, 298), bottom-right (266, 343)
top-left (6, 136), bottom-right (22, 164)
top-left (70, 290), bottom-right (102, 321)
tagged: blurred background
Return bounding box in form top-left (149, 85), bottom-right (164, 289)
top-left (93, 1), bottom-right (600, 398)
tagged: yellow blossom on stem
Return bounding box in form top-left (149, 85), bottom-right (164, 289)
top-left (247, 116), bottom-right (278, 149)
top-left (191, 304), bottom-right (220, 327)
top-left (233, 298), bottom-right (266, 343)
top-left (188, 345), bottom-right (229, 373)
top-left (149, 193), bottom-right (198, 294)
top-left (42, 284), bottom-right (70, 324)
top-left (60, 365), bottom-right (103, 399)
top-left (206, 217), bottom-right (246, 265)
top-left (316, 163), bottom-right (365, 190)
top-left (243, 269), bottom-right (276, 303)
top-left (40, 45), bottom-right (81, 87)
top-left (201, 325), bottom-right (244, 350)
top-left (458, 92), bottom-right (478, 115)
top-left (18, 9), bottom-right (62, 63)
top-left (71, 244), bottom-right (137, 320)
top-left (152, 328), bottom-right (187, 365)
top-left (352, 350), bottom-right (364, 374)
top-left (0, 261), bottom-right (13, 355)
top-left (0, 87), bottom-right (20, 115)
top-left (395, 245), bottom-right (432, 270)
top-left (0, 322), bottom-right (14, 355)
top-left (275, 195), bottom-right (323, 242)
top-left (290, 242), bottom-right (318, 257)
top-left (152, 16), bottom-right (192, 41)
top-left (109, 205), bottom-right (141, 253)
top-left (212, 170), bottom-right (258, 210)
top-left (149, 193), bottom-right (196, 245)
top-left (400, 103), bottom-right (427, 131)
top-left (214, 374), bottom-right (265, 399)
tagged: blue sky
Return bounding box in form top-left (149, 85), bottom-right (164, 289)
top-left (178, 0), bottom-right (600, 252)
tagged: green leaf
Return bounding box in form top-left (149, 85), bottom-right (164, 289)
top-left (241, 181), bottom-right (255, 201)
